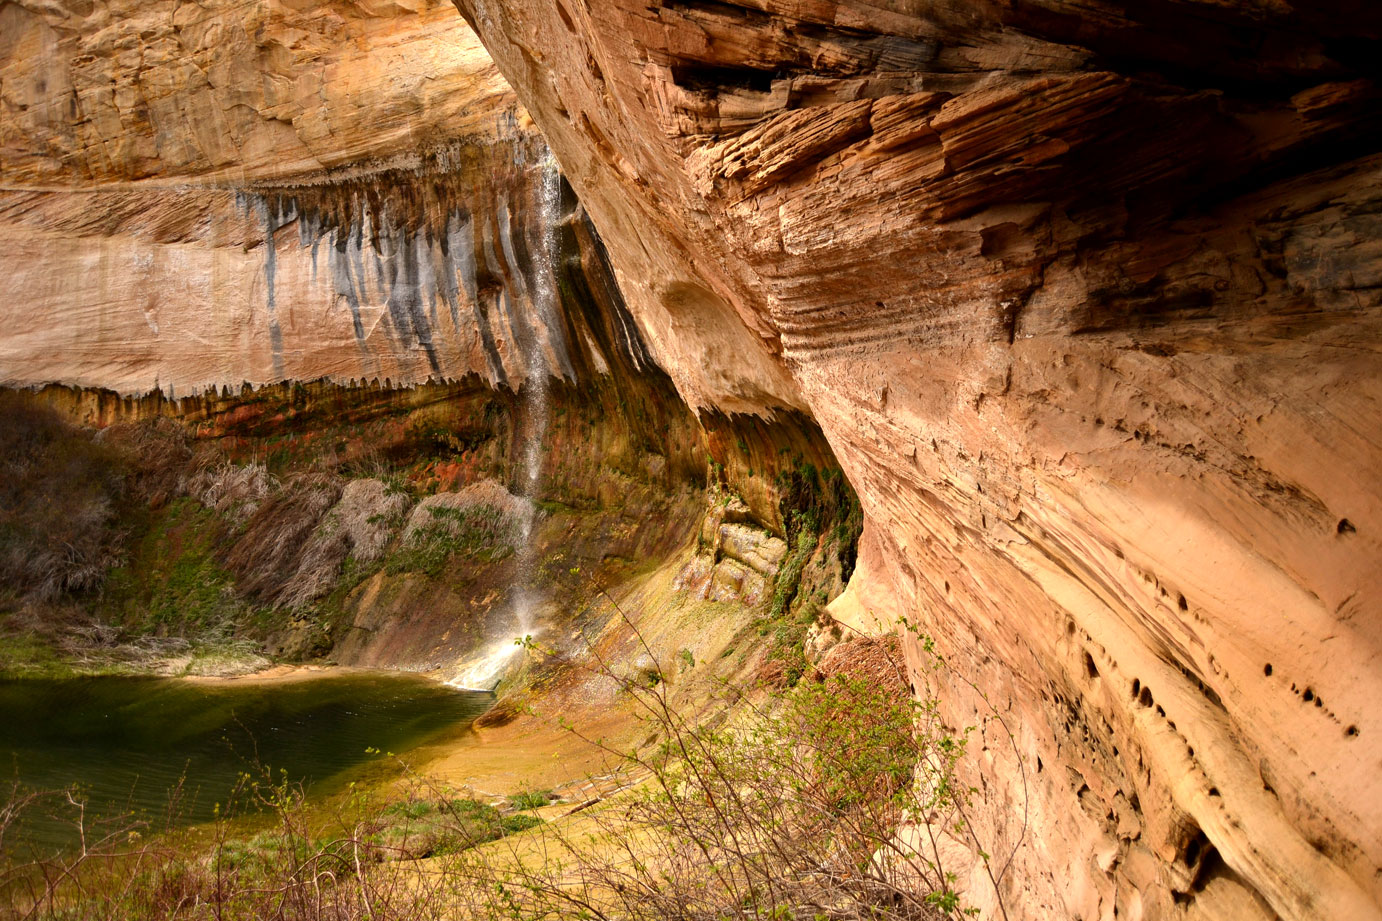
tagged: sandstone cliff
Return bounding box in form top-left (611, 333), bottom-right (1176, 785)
top-left (0, 0), bottom-right (625, 396)
top-left (448, 2), bottom-right (1382, 919)
top-left (4, 0), bottom-right (1381, 918)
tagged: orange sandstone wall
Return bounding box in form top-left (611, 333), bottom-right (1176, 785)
top-left (0, 0), bottom-right (587, 397)
top-left (448, 2), bottom-right (1382, 918)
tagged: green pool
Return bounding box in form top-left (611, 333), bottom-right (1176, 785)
top-left (0, 671), bottom-right (492, 854)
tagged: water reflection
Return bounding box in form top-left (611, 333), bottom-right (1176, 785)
top-left (0, 672), bottom-right (492, 853)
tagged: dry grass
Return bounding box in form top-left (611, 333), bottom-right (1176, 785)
top-left (0, 772), bottom-right (542, 921)
top-left (98, 417), bottom-right (193, 505)
top-left (386, 480), bottom-right (529, 577)
top-left (277, 479), bottom-right (413, 609)
top-left (223, 475), bottom-right (344, 606)
top-left (399, 480), bottom-right (530, 544)
top-left (182, 461), bottom-right (277, 529)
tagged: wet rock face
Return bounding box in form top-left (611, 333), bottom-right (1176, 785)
top-left (451, 2), bottom-right (1382, 918)
top-left (677, 493), bottom-right (788, 605)
top-left (0, 161), bottom-right (639, 394)
top-left (0, 0), bottom-right (654, 397)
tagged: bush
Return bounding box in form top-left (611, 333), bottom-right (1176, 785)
top-left (386, 503), bottom-right (516, 576)
top-left (223, 474), bottom-right (343, 603)
top-left (0, 395), bottom-right (128, 602)
top-left (447, 609), bottom-right (1018, 921)
top-left (506, 789), bottom-right (552, 811)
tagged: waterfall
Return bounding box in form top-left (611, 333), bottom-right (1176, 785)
top-left (446, 151), bottom-right (562, 692)
top-left (511, 150), bottom-right (561, 634)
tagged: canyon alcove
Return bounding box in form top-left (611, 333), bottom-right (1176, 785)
top-left (1, 1), bottom-right (1379, 919)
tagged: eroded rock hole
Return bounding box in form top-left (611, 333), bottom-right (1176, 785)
top-left (1337, 518), bottom-right (1356, 534)
top-left (1191, 845), bottom-right (1224, 893)
top-left (980, 221), bottom-right (1023, 258)
top-left (1303, 688), bottom-right (1314, 702)
top-left (1184, 829), bottom-right (1209, 869)
top-left (1346, 725), bottom-right (1360, 737)
top-left (669, 62), bottom-right (776, 94)
top-left (1177, 593), bottom-right (1188, 611)
top-left (1263, 663), bottom-right (1272, 676)
top-left (1084, 651), bottom-right (1099, 679)
top-left (1139, 685), bottom-right (1153, 708)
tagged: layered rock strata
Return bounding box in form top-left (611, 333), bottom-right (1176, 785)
top-left (0, 153), bottom-right (620, 394)
top-left (0, 0), bottom-right (509, 185)
top-left (16, 375), bottom-right (854, 686)
top-left (6, 0), bottom-right (1382, 917)
top-left (450, 2), bottom-right (1382, 919)
top-left (0, 0), bottom-right (856, 689)
top-left (0, 0), bottom-right (615, 396)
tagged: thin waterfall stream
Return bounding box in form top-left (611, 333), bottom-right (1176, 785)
top-left (446, 151), bottom-right (562, 691)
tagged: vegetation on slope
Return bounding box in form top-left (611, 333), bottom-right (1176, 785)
top-left (0, 384), bottom-right (863, 682)
top-left (0, 631), bottom-right (1010, 920)
top-left (0, 386), bottom-right (1007, 919)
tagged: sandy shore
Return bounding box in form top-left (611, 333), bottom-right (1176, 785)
top-left (182, 661), bottom-right (621, 800)
top-left (179, 662), bottom-right (456, 686)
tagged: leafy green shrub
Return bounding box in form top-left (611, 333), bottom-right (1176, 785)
top-left (499, 813), bottom-right (544, 835)
top-left (386, 503), bottom-right (515, 576)
top-left (507, 789), bottom-right (552, 811)
top-left (770, 528), bottom-right (815, 617)
top-left (448, 624), bottom-right (1013, 921)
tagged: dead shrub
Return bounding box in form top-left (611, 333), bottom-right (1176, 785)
top-left (399, 479), bottom-right (530, 543)
top-left (387, 480), bottom-right (528, 577)
top-left (97, 417), bottom-right (192, 505)
top-left (182, 460), bottom-right (277, 528)
top-left (0, 395), bottom-right (127, 601)
top-left (222, 474), bottom-right (343, 605)
top-left (277, 479), bottom-right (413, 609)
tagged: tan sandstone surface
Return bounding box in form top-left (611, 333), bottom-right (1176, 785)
top-left (0, 0), bottom-right (607, 395)
top-left (448, 2), bottom-right (1382, 919)
top-left (3, 0), bottom-right (1381, 919)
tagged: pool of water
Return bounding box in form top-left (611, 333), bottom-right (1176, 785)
top-left (0, 671), bottom-right (492, 854)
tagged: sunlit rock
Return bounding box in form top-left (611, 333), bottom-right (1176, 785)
top-left (451, 2), bottom-right (1382, 918)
